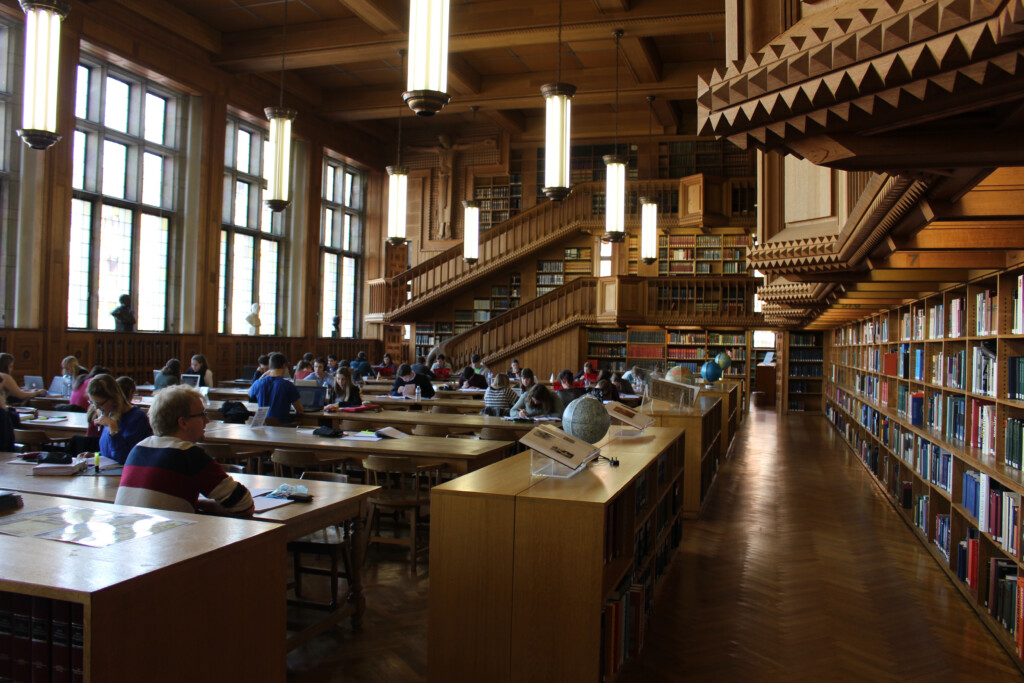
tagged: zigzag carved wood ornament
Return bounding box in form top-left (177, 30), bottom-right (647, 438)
top-left (698, 0), bottom-right (1024, 169)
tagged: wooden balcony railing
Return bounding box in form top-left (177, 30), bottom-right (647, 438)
top-left (438, 275), bottom-right (765, 368)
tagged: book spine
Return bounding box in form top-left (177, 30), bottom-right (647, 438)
top-left (29, 598), bottom-right (50, 683)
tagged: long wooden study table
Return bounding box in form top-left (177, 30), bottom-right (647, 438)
top-left (0, 491), bottom-right (288, 681)
top-left (201, 424), bottom-right (514, 475)
top-left (0, 453), bottom-right (379, 654)
top-left (304, 409), bottom-right (547, 439)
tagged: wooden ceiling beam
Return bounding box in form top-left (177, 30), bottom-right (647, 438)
top-left (337, 0), bottom-right (406, 35)
top-left (903, 223), bottom-right (1024, 250)
top-left (215, 3), bottom-right (724, 71)
top-left (318, 62), bottom-right (709, 119)
top-left (877, 251), bottom-right (1011, 270)
top-left (448, 54), bottom-right (482, 96)
top-left (788, 130), bottom-right (1024, 172)
top-left (486, 109), bottom-right (527, 136)
top-left (651, 96), bottom-right (679, 131)
top-left (620, 36), bottom-right (661, 84)
top-left (593, 0), bottom-right (631, 11)
top-left (106, 0), bottom-right (221, 53)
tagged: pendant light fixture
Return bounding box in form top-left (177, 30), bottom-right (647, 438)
top-left (265, 0), bottom-right (297, 212)
top-left (387, 50), bottom-right (410, 246)
top-left (17, 0), bottom-right (69, 150)
top-left (404, 0), bottom-right (451, 116)
top-left (463, 106), bottom-right (480, 265)
top-left (603, 29), bottom-right (626, 243)
top-left (541, 0), bottom-right (575, 201)
top-left (640, 95), bottom-right (658, 265)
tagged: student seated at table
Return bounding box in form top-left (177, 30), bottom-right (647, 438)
top-left (86, 374), bottom-right (153, 465)
top-left (326, 354), bottom-right (339, 376)
top-left (483, 373), bottom-right (518, 416)
top-left (249, 352), bottom-right (303, 423)
top-left (574, 361), bottom-right (599, 384)
top-left (154, 358), bottom-right (181, 391)
top-left (555, 369), bottom-right (575, 390)
top-left (324, 368), bottom-right (363, 409)
top-left (0, 352), bottom-right (46, 404)
top-left (351, 351), bottom-right (372, 382)
top-left (190, 354), bottom-right (214, 387)
top-left (506, 359), bottom-right (522, 380)
top-left (294, 360), bottom-right (313, 380)
top-left (116, 376), bottom-right (138, 403)
top-left (391, 363), bottom-right (436, 398)
top-left (610, 372), bottom-right (633, 396)
top-left (116, 384), bottom-right (254, 517)
top-left (512, 384), bottom-right (564, 419)
top-left (621, 365), bottom-right (646, 389)
top-left (411, 355), bottom-right (433, 379)
top-left (374, 353), bottom-right (397, 377)
top-left (430, 353), bottom-right (451, 375)
top-left (470, 354), bottom-right (488, 375)
top-left (458, 366), bottom-right (488, 390)
top-left (588, 379), bottom-right (619, 402)
top-left (0, 391), bottom-right (21, 451)
top-left (253, 354), bottom-right (270, 381)
top-left (307, 358), bottom-right (332, 386)
top-left (61, 356), bottom-right (89, 405)
top-left (518, 368), bottom-right (537, 391)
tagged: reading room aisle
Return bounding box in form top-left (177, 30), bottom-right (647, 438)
top-left (616, 407), bottom-right (1023, 682)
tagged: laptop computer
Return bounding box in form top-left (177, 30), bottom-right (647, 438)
top-left (296, 385), bottom-right (325, 411)
top-left (23, 375), bottom-right (44, 391)
top-left (434, 368), bottom-right (451, 379)
top-left (46, 376), bottom-right (67, 397)
top-left (180, 374), bottom-right (201, 387)
top-left (760, 351), bottom-right (775, 365)
top-left (240, 365), bottom-right (258, 382)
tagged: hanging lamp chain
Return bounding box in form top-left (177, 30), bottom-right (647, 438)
top-left (613, 29), bottom-right (622, 157)
top-left (397, 49), bottom-right (406, 167)
top-left (279, 0), bottom-right (288, 109)
top-left (557, 0), bottom-right (562, 82)
top-left (647, 95), bottom-right (655, 197)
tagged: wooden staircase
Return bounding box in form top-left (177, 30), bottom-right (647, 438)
top-left (367, 182), bottom-right (605, 324)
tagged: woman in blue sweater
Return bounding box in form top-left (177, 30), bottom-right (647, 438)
top-left (86, 374), bottom-right (153, 464)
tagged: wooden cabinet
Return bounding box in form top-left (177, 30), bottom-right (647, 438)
top-left (429, 427), bottom-right (687, 682)
top-left (0, 493), bottom-right (287, 682)
top-left (639, 395), bottom-right (722, 517)
top-left (824, 266), bottom-right (1024, 674)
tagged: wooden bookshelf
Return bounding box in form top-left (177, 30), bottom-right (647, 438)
top-left (823, 264), bottom-right (1024, 673)
top-left (473, 175), bottom-right (512, 231)
top-left (627, 229), bottom-right (751, 277)
top-left (586, 327), bottom-right (627, 373)
top-left (429, 427), bottom-right (687, 681)
top-left (778, 330), bottom-right (825, 413)
top-left (563, 246), bottom-right (593, 283)
top-left (536, 260), bottom-right (565, 297)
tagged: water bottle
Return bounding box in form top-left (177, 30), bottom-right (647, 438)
top-left (549, 373), bottom-right (555, 384)
top-left (415, 385), bottom-right (421, 401)
top-left (62, 374), bottom-right (72, 398)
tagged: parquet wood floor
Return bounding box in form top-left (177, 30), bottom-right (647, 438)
top-left (288, 407), bottom-right (1023, 681)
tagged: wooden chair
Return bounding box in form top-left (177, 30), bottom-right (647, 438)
top-left (362, 456), bottom-right (445, 572)
top-left (285, 471), bottom-right (356, 610)
top-left (270, 449), bottom-right (337, 478)
top-left (13, 429), bottom-right (71, 453)
top-left (197, 442), bottom-right (267, 474)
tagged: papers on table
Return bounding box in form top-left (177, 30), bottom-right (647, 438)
top-left (375, 426), bottom-right (407, 439)
top-left (250, 406), bottom-right (270, 428)
top-left (32, 460), bottom-right (87, 476)
top-left (0, 505), bottom-right (193, 548)
top-left (252, 496), bottom-right (294, 512)
top-left (343, 431), bottom-right (382, 441)
top-left (21, 415), bottom-right (68, 424)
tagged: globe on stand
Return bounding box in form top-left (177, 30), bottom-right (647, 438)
top-left (700, 360), bottom-right (723, 384)
top-left (715, 352), bottom-right (732, 372)
top-left (560, 395), bottom-right (612, 444)
top-left (665, 365), bottom-right (694, 385)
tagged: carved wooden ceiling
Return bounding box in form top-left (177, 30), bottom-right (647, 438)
top-left (158, 0), bottom-right (728, 142)
top-left (698, 0), bottom-right (1024, 173)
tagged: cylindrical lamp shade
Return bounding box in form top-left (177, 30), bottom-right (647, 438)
top-left (463, 200), bottom-right (480, 264)
top-left (603, 154), bottom-right (627, 242)
top-left (640, 197), bottom-right (658, 264)
top-left (404, 0), bottom-right (451, 116)
top-left (541, 82), bottom-right (576, 201)
top-left (386, 165), bottom-right (409, 246)
top-left (18, 0), bottom-right (69, 150)
top-left (264, 106), bottom-right (296, 212)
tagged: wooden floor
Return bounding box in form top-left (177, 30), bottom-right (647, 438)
top-left (288, 407), bottom-right (1023, 681)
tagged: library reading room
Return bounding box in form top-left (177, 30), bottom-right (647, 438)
top-left (3, 0), bottom-right (1024, 680)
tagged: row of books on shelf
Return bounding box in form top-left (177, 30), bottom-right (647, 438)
top-left (789, 364), bottom-right (823, 377)
top-left (589, 345), bottom-right (627, 357)
top-left (628, 346), bottom-right (665, 359)
top-left (0, 594), bottom-right (84, 682)
top-left (978, 289), bottom-right (998, 336)
top-left (962, 471), bottom-right (1022, 556)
